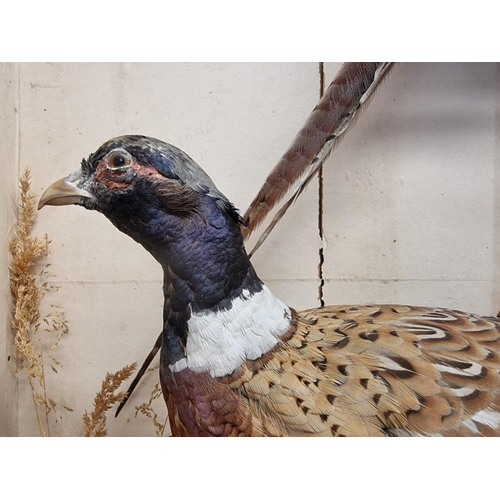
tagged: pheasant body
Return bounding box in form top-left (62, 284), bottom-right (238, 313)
top-left (38, 135), bottom-right (500, 436)
top-left (160, 304), bottom-right (500, 436)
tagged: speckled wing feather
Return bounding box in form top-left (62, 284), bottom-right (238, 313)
top-left (226, 305), bottom-right (500, 436)
top-left (241, 62), bottom-right (393, 255)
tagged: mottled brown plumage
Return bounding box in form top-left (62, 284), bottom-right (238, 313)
top-left (162, 304), bottom-right (500, 436)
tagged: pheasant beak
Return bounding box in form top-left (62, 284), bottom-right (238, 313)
top-left (38, 175), bottom-right (94, 210)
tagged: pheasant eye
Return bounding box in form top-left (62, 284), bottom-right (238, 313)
top-left (107, 149), bottom-right (132, 169)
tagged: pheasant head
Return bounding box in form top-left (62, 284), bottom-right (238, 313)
top-left (39, 135), bottom-right (292, 377)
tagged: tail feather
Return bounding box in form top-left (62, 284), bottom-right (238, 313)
top-left (242, 62), bottom-right (394, 254)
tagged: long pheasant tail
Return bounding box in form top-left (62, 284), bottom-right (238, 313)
top-left (242, 62), bottom-right (394, 253)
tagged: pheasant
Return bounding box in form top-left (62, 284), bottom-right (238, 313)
top-left (38, 134), bottom-right (500, 436)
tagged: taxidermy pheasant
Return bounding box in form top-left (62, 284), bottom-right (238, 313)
top-left (39, 132), bottom-right (500, 437)
top-left (38, 64), bottom-right (500, 436)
